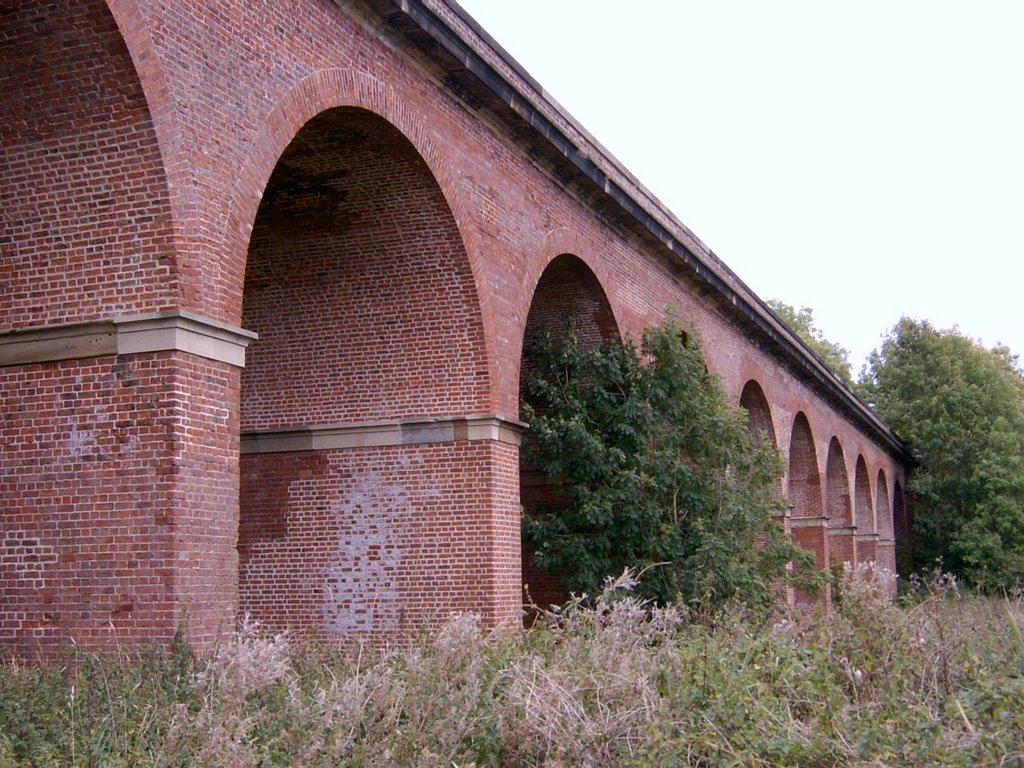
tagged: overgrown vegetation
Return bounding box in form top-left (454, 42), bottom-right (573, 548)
top-left (767, 300), bottom-right (854, 386)
top-left (3, 568), bottom-right (1023, 767)
top-left (768, 301), bottom-right (1024, 591)
top-left (520, 319), bottom-right (817, 611)
top-left (859, 317), bottom-right (1024, 589)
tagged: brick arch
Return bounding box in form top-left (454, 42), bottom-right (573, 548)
top-left (788, 412), bottom-right (825, 603)
top-left (740, 379), bottom-right (777, 449)
top-left (740, 379), bottom-right (787, 593)
top-left (787, 413), bottom-right (821, 518)
top-left (825, 439), bottom-right (852, 526)
top-left (876, 470), bottom-right (893, 539)
top-left (854, 455), bottom-right (876, 564)
top-left (222, 69), bottom-right (493, 341)
top-left (875, 469), bottom-right (893, 575)
top-left (521, 228), bottom-right (625, 342)
top-left (518, 251), bottom-right (620, 615)
top-left (854, 456), bottom-right (874, 532)
top-left (534, 228), bottom-right (619, 289)
top-left (1, 0), bottom-right (179, 329)
top-left (239, 106), bottom-right (490, 427)
top-left (236, 105), bottom-right (507, 641)
top-left (826, 437), bottom-right (855, 567)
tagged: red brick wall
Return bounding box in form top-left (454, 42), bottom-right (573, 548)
top-left (1, 0), bottom-right (913, 654)
top-left (166, 354), bottom-right (243, 649)
top-left (0, 352), bottom-right (239, 656)
top-left (239, 441), bottom-right (520, 641)
top-left (0, 0), bottom-right (177, 332)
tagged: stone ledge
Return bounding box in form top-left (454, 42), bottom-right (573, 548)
top-left (0, 321), bottom-right (117, 366)
top-left (0, 311), bottom-right (257, 368)
top-left (241, 414), bottom-right (528, 453)
top-left (790, 516), bottom-right (829, 530)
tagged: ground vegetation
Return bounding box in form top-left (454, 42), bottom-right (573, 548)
top-left (2, 568), bottom-right (1022, 767)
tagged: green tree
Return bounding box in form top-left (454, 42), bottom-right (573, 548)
top-left (520, 318), bottom-right (816, 610)
top-left (858, 317), bottom-right (1024, 587)
top-left (768, 299), bottom-right (854, 385)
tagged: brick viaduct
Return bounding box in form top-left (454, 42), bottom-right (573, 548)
top-left (1, 0), bottom-right (912, 657)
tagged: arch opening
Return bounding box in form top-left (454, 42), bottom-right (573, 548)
top-left (518, 254), bottom-right (619, 617)
top-left (875, 470), bottom-right (896, 588)
top-left (826, 438), bottom-right (855, 569)
top-left (854, 455), bottom-right (875, 564)
top-left (521, 254), bottom-right (619, 356)
top-left (788, 414), bottom-right (821, 519)
top-left (0, 0), bottom-right (185, 656)
top-left (788, 413), bottom-right (825, 605)
top-left (740, 380), bottom-right (777, 450)
top-left (237, 107), bottom-right (501, 641)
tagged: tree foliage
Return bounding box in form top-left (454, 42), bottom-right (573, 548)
top-left (520, 318), bottom-right (816, 610)
top-left (768, 299), bottom-right (854, 385)
top-left (858, 317), bottom-right (1024, 588)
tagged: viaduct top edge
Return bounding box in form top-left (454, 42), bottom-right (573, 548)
top-left (366, 0), bottom-right (912, 463)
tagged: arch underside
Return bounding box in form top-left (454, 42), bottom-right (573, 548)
top-left (237, 107), bottom-right (518, 640)
top-left (740, 380), bottom-right (777, 450)
top-left (518, 254), bottom-right (619, 618)
top-left (0, 0), bottom-right (194, 656)
top-left (825, 438), bottom-right (854, 568)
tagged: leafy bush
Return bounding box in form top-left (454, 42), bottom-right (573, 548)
top-left (858, 317), bottom-right (1024, 588)
top-left (520, 318), bottom-right (817, 612)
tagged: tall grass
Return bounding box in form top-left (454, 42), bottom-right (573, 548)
top-left (2, 566), bottom-right (1022, 767)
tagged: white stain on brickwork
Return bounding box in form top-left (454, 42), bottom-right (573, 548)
top-left (65, 424), bottom-right (96, 456)
top-left (322, 455), bottom-right (439, 634)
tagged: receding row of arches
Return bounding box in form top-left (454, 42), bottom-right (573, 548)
top-left (235, 103), bottom-right (904, 633)
top-left (2, 0), bottom-right (909, 656)
top-left (519, 255), bottom-right (905, 609)
top-left (743, 383), bottom-right (903, 603)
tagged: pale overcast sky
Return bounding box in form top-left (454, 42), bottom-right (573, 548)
top-left (456, 1), bottom-right (1024, 374)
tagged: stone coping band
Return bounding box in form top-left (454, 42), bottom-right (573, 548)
top-left (241, 415), bottom-right (528, 452)
top-left (790, 516), bottom-right (829, 529)
top-left (0, 311), bottom-right (257, 368)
